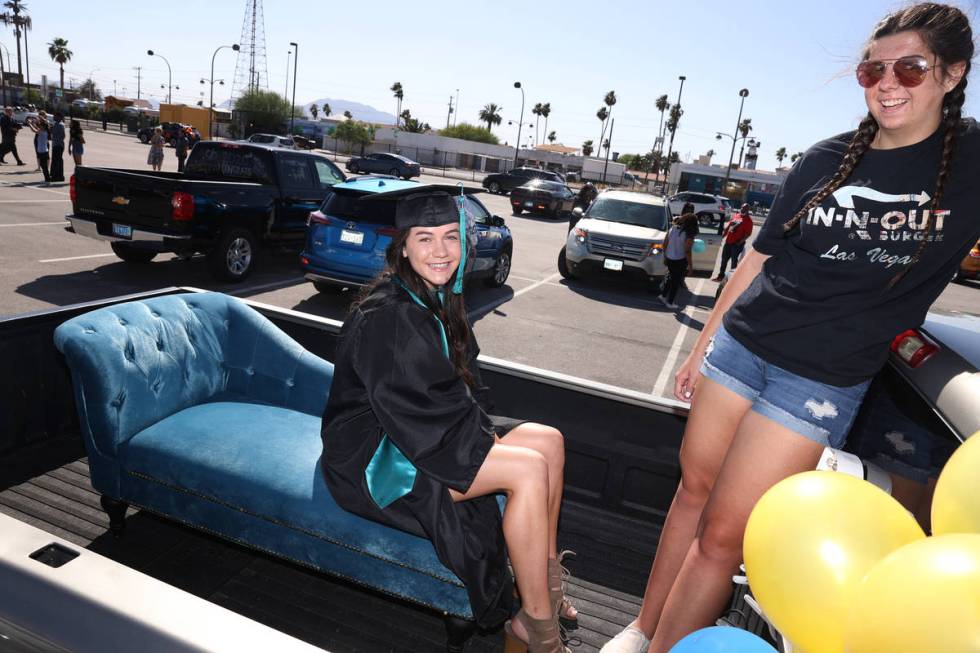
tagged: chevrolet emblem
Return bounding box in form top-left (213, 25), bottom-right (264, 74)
top-left (111, 196), bottom-right (130, 206)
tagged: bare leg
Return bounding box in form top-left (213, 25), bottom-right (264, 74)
top-left (648, 411), bottom-right (825, 652)
top-left (449, 443), bottom-right (551, 626)
top-left (633, 378), bottom-right (751, 638)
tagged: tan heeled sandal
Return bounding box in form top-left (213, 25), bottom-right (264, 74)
top-left (548, 551), bottom-right (578, 628)
top-left (503, 609), bottom-right (571, 653)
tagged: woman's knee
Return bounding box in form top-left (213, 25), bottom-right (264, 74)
top-left (512, 448), bottom-right (550, 493)
top-left (693, 507), bottom-right (745, 565)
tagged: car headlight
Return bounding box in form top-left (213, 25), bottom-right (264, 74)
top-left (648, 242), bottom-right (664, 256)
top-left (573, 228), bottom-right (587, 244)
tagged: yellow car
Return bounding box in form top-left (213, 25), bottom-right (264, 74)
top-left (957, 239), bottom-right (980, 281)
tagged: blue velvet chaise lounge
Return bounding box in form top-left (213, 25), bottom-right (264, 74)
top-left (53, 292), bottom-right (481, 651)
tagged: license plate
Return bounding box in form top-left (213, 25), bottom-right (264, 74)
top-left (524, 201), bottom-right (533, 207)
top-left (112, 223), bottom-right (132, 238)
top-left (603, 258), bottom-right (623, 271)
top-left (340, 229), bottom-right (364, 245)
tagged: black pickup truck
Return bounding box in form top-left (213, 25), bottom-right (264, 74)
top-left (66, 142), bottom-right (346, 281)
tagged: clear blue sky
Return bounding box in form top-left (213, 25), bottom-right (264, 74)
top-left (7, 0), bottom-right (978, 170)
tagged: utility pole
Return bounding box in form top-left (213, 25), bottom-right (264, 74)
top-left (289, 42), bottom-right (298, 134)
top-left (446, 96), bottom-right (453, 129)
top-left (453, 88), bottom-right (459, 127)
top-left (133, 67), bottom-right (142, 99)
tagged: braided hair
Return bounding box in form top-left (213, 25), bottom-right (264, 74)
top-left (782, 2), bottom-right (973, 288)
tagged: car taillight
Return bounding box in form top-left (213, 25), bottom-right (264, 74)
top-left (308, 212), bottom-right (331, 226)
top-left (890, 329), bottom-right (939, 368)
top-left (970, 245), bottom-right (980, 258)
top-left (69, 175), bottom-right (76, 203)
top-left (377, 226), bottom-right (399, 237)
top-left (171, 192), bottom-right (194, 221)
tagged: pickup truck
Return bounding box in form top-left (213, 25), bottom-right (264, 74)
top-left (65, 142), bottom-right (347, 281)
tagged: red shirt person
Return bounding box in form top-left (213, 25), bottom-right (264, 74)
top-left (713, 204), bottom-right (754, 280)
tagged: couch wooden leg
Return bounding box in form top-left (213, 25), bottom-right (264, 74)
top-left (100, 495), bottom-right (128, 538)
top-left (444, 614), bottom-right (476, 653)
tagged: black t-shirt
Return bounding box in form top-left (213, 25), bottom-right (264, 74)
top-left (725, 119), bottom-right (980, 387)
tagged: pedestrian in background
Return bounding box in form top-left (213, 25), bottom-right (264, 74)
top-left (0, 106), bottom-right (25, 165)
top-left (101, 109), bottom-right (108, 132)
top-left (659, 202), bottom-right (699, 310)
top-left (50, 112), bottom-right (66, 182)
top-left (175, 128), bottom-right (189, 173)
top-left (147, 126), bottom-right (165, 172)
top-left (69, 120), bottom-right (85, 166)
top-left (712, 203), bottom-right (754, 281)
top-left (27, 112), bottom-right (51, 185)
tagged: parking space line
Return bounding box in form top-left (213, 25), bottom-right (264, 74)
top-left (229, 277), bottom-right (306, 296)
top-left (467, 272), bottom-right (561, 319)
top-left (0, 182), bottom-right (70, 197)
top-left (0, 221), bottom-right (68, 227)
top-left (0, 199), bottom-right (71, 203)
top-left (651, 277), bottom-right (707, 398)
top-left (39, 253), bottom-right (115, 263)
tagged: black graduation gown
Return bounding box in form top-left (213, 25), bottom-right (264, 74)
top-left (320, 280), bottom-right (516, 628)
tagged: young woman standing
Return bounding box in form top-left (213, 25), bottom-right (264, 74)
top-left (659, 203), bottom-right (699, 310)
top-left (322, 186), bottom-right (574, 653)
top-left (602, 4), bottom-right (978, 652)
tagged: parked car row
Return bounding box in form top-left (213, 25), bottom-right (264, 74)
top-left (667, 191), bottom-right (733, 227)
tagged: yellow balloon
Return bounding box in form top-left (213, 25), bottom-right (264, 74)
top-left (932, 432), bottom-right (980, 536)
top-left (743, 471), bottom-right (925, 653)
top-left (846, 533), bottom-right (980, 653)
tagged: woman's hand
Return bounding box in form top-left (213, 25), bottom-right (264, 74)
top-left (674, 348), bottom-right (705, 402)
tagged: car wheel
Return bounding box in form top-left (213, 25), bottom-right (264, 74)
top-left (138, 133), bottom-right (150, 144)
top-left (110, 242), bottom-right (157, 263)
top-left (697, 212), bottom-right (714, 227)
top-left (488, 181), bottom-right (501, 194)
top-left (207, 227), bottom-right (258, 282)
top-left (557, 246), bottom-right (576, 279)
top-left (512, 205), bottom-right (523, 215)
top-left (485, 248), bottom-right (512, 288)
top-left (312, 281), bottom-right (343, 294)
top-left (349, 162), bottom-right (360, 174)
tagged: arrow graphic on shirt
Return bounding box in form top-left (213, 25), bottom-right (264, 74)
top-left (832, 186), bottom-right (931, 209)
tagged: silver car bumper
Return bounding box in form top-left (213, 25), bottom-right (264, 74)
top-left (66, 215), bottom-right (190, 245)
top-left (565, 235), bottom-right (667, 278)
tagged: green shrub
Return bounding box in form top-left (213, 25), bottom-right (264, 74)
top-left (438, 123), bottom-right (500, 145)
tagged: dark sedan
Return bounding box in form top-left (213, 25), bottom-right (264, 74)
top-left (345, 152), bottom-right (421, 179)
top-left (509, 179), bottom-right (577, 218)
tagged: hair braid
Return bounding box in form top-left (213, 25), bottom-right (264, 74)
top-left (782, 114), bottom-right (878, 233)
top-left (887, 80), bottom-right (967, 288)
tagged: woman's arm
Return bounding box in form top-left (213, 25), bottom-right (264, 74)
top-left (673, 247), bottom-right (769, 400)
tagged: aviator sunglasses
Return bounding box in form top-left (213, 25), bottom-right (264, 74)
top-left (856, 55), bottom-right (935, 88)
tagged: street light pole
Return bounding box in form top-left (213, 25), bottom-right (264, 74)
top-left (513, 81), bottom-right (524, 168)
top-left (661, 75), bottom-right (686, 193)
top-left (289, 42), bottom-right (298, 134)
top-left (209, 43), bottom-right (240, 140)
top-left (147, 50), bottom-right (172, 104)
top-left (0, 43), bottom-right (8, 107)
top-left (284, 50), bottom-right (291, 100)
top-left (722, 88), bottom-right (749, 198)
top-left (453, 88), bottom-right (459, 127)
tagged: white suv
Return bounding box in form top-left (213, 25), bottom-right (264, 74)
top-left (668, 191), bottom-right (732, 227)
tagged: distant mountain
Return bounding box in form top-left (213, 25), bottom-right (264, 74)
top-left (219, 96), bottom-right (397, 125)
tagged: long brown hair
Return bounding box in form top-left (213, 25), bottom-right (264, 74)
top-left (351, 229), bottom-right (475, 387)
top-left (782, 2), bottom-right (973, 287)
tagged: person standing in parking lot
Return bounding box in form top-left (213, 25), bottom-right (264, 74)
top-left (49, 112), bottom-right (66, 183)
top-left (175, 128), bottom-right (189, 173)
top-left (68, 120), bottom-right (85, 166)
top-left (601, 4), bottom-right (980, 652)
top-left (27, 112), bottom-right (51, 185)
top-left (147, 126), bottom-right (165, 172)
top-left (0, 106), bottom-right (25, 165)
top-left (712, 203), bottom-right (753, 281)
top-left (659, 203), bottom-right (699, 309)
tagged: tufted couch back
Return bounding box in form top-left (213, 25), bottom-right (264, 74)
top-left (54, 293), bottom-right (333, 465)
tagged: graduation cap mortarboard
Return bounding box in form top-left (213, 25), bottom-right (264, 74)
top-left (363, 184), bottom-right (483, 294)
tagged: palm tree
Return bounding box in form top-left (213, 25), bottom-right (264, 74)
top-left (594, 106), bottom-right (608, 156)
top-left (390, 81), bottom-right (403, 127)
top-left (343, 110), bottom-right (353, 120)
top-left (531, 102), bottom-right (542, 146)
top-left (322, 103), bottom-right (331, 117)
top-left (547, 131), bottom-right (556, 144)
top-left (599, 90), bottom-right (617, 156)
top-left (581, 139), bottom-right (594, 157)
top-left (705, 148), bottom-right (716, 163)
top-left (309, 104), bottom-right (318, 119)
top-left (790, 151), bottom-right (803, 163)
top-left (1, 0), bottom-right (31, 79)
top-left (46, 37), bottom-right (72, 95)
top-left (666, 104), bottom-right (683, 138)
top-left (478, 103), bottom-right (502, 132)
top-left (737, 118), bottom-right (753, 166)
top-left (775, 146), bottom-right (787, 168)
top-left (540, 102), bottom-right (551, 146)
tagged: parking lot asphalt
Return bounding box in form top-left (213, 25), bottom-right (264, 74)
top-left (2, 128), bottom-right (977, 399)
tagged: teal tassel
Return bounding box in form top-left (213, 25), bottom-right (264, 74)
top-left (453, 186), bottom-right (466, 294)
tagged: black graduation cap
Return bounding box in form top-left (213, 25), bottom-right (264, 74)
top-left (362, 183), bottom-right (483, 230)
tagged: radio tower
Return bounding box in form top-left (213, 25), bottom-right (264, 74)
top-left (230, 0), bottom-right (269, 101)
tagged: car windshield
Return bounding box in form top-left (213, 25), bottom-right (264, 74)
top-left (321, 191), bottom-right (397, 226)
top-left (586, 198), bottom-right (668, 230)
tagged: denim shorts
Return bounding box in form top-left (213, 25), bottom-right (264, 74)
top-left (699, 325), bottom-right (871, 448)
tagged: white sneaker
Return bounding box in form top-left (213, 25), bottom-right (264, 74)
top-left (599, 622), bottom-right (650, 653)
top-left (658, 295), bottom-right (678, 310)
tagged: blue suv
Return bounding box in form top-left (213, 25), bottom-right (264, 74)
top-left (300, 178), bottom-right (513, 292)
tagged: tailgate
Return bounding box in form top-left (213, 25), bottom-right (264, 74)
top-left (72, 168), bottom-right (182, 232)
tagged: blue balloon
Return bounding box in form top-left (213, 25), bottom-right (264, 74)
top-left (692, 238), bottom-right (706, 253)
top-left (668, 626), bottom-right (777, 653)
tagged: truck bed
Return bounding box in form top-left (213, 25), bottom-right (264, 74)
top-left (0, 443), bottom-right (653, 653)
